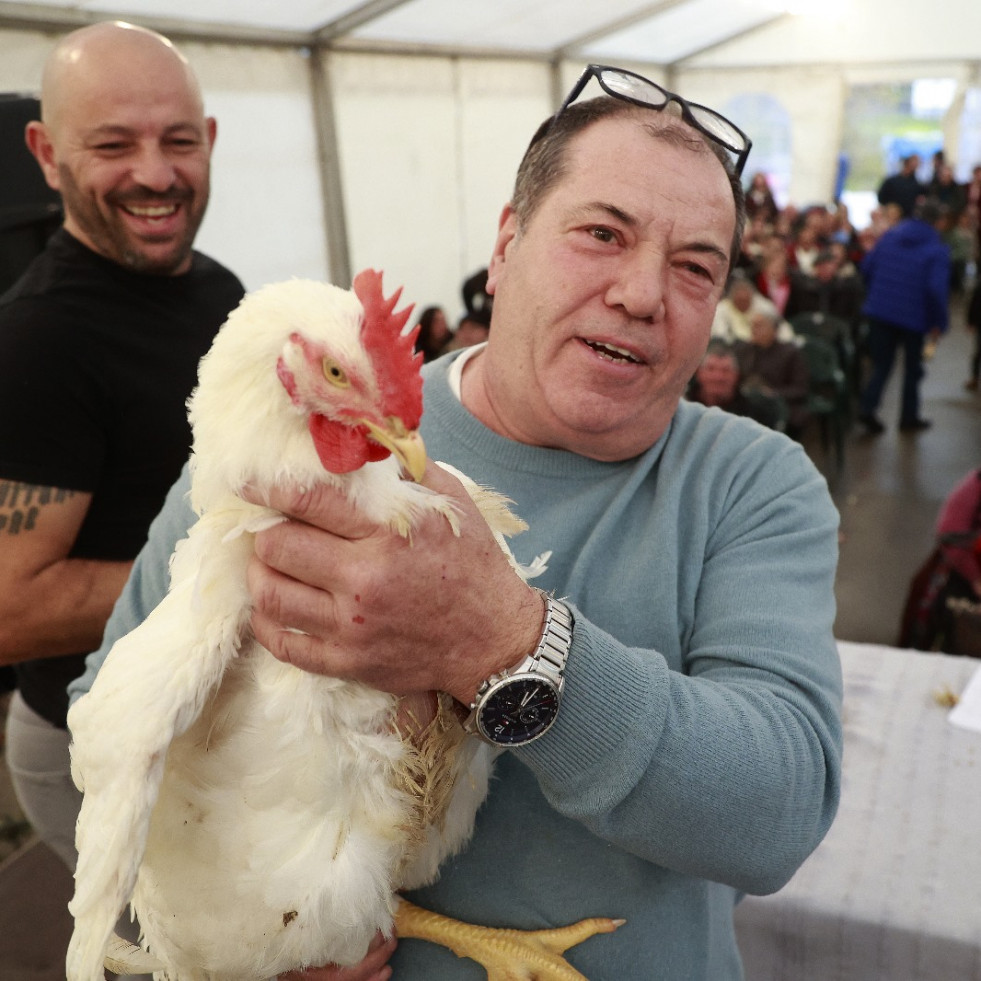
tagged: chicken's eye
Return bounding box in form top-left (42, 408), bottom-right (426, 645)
top-left (323, 358), bottom-right (350, 388)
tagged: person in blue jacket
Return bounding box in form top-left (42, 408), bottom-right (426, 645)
top-left (858, 198), bottom-right (951, 434)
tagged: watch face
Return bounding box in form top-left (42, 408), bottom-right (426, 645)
top-left (478, 677), bottom-right (559, 746)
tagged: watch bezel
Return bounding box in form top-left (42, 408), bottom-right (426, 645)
top-left (474, 673), bottom-right (561, 746)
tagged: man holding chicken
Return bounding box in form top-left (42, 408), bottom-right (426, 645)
top-left (75, 68), bottom-right (842, 981)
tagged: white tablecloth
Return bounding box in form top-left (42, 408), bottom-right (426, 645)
top-left (734, 641), bottom-right (981, 980)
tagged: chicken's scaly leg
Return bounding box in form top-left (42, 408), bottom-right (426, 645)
top-left (100, 901), bottom-right (623, 981)
top-left (394, 897), bottom-right (624, 981)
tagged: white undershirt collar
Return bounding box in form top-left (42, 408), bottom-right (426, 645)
top-left (446, 341), bottom-right (487, 401)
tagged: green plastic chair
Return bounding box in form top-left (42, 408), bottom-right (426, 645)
top-left (790, 311), bottom-right (859, 401)
top-left (739, 385), bottom-right (789, 433)
top-left (797, 334), bottom-right (848, 474)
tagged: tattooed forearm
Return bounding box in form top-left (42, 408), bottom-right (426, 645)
top-left (0, 481), bottom-right (78, 535)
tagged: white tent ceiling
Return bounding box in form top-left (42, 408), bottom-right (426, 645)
top-left (0, 0), bottom-right (978, 71)
top-left (2, 0), bottom-right (978, 300)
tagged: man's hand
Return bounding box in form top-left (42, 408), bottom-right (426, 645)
top-left (279, 932), bottom-right (396, 981)
top-left (244, 462), bottom-right (544, 705)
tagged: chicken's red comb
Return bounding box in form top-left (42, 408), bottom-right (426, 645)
top-left (352, 269), bottom-right (423, 428)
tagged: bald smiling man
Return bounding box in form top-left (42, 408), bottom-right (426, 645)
top-left (0, 21), bottom-right (244, 872)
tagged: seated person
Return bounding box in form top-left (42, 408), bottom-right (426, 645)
top-left (441, 312), bottom-right (490, 354)
top-left (899, 467), bottom-right (981, 655)
top-left (788, 215), bottom-right (825, 275)
top-left (414, 305), bottom-right (452, 361)
top-left (784, 249), bottom-right (864, 326)
top-left (460, 266), bottom-right (493, 326)
top-left (711, 272), bottom-right (794, 344)
top-left (687, 339), bottom-right (786, 430)
top-left (744, 171), bottom-right (779, 226)
top-left (735, 311), bottom-right (811, 438)
top-left (754, 249), bottom-right (791, 315)
top-left (937, 468), bottom-right (981, 600)
top-left (443, 266), bottom-right (494, 353)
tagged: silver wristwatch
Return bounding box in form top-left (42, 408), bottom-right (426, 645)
top-left (464, 592), bottom-right (574, 747)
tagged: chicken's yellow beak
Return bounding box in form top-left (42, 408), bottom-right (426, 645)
top-left (362, 418), bottom-right (427, 482)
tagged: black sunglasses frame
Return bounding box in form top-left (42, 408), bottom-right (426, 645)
top-left (548, 64), bottom-right (752, 178)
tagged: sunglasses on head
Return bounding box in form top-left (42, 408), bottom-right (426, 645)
top-left (532, 64), bottom-right (752, 178)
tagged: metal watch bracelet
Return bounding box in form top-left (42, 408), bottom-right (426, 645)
top-left (465, 590), bottom-right (574, 717)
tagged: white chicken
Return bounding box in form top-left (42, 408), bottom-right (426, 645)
top-left (66, 270), bottom-right (620, 981)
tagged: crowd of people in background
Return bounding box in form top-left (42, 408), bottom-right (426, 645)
top-left (689, 155), bottom-right (981, 655)
top-left (685, 151), bottom-right (981, 445)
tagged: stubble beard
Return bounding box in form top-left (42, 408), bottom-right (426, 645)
top-left (58, 164), bottom-right (208, 276)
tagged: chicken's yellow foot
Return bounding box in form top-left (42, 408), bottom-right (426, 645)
top-left (394, 897), bottom-right (624, 981)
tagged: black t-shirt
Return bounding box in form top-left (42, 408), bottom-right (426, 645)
top-left (0, 229), bottom-right (245, 726)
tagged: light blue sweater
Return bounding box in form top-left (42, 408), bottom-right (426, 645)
top-left (71, 352), bottom-right (842, 979)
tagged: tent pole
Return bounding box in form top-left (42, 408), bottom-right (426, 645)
top-left (308, 45), bottom-right (351, 288)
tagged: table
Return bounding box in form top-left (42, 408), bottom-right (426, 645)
top-left (734, 641), bottom-right (981, 980)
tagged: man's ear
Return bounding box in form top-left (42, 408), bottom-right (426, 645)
top-left (205, 116), bottom-right (217, 151)
top-left (485, 204), bottom-right (518, 296)
top-left (25, 121), bottom-right (61, 191)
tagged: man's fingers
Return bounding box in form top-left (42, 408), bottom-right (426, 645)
top-left (248, 555), bottom-right (381, 681)
top-left (252, 514), bottom-right (339, 588)
top-left (277, 932), bottom-right (396, 980)
top-left (241, 480), bottom-right (379, 540)
top-left (247, 554), bottom-right (338, 640)
top-left (252, 604), bottom-right (412, 688)
top-left (252, 611), bottom-right (346, 677)
top-left (423, 459), bottom-right (469, 496)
